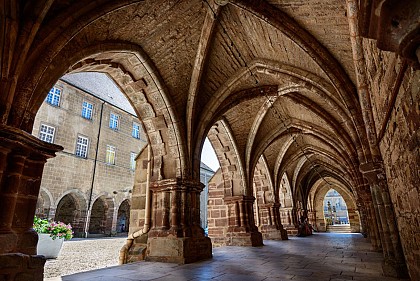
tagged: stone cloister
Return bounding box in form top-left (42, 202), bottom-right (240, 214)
top-left (0, 1), bottom-right (418, 280)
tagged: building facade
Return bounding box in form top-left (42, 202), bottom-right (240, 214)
top-left (33, 72), bottom-right (146, 237)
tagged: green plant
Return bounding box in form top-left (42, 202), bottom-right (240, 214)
top-left (33, 216), bottom-right (73, 240)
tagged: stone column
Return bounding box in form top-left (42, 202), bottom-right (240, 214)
top-left (280, 207), bottom-right (298, 235)
top-left (360, 162), bottom-right (408, 277)
top-left (146, 178), bottom-right (212, 264)
top-left (259, 203), bottom-right (288, 240)
top-left (367, 201), bottom-right (382, 251)
top-left (223, 195), bottom-right (263, 246)
top-left (0, 125), bottom-right (62, 281)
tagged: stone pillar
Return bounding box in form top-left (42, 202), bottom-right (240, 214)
top-left (224, 195), bottom-right (263, 246)
top-left (367, 201), bottom-right (382, 251)
top-left (280, 207), bottom-right (298, 235)
top-left (360, 162), bottom-right (408, 278)
top-left (145, 178), bottom-right (212, 264)
top-left (346, 207), bottom-right (360, 232)
top-left (0, 125), bottom-right (62, 281)
top-left (259, 203), bottom-right (288, 240)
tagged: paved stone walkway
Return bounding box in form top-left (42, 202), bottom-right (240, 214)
top-left (45, 233), bottom-right (409, 281)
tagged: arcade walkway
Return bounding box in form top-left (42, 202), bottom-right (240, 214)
top-left (46, 233), bottom-right (409, 281)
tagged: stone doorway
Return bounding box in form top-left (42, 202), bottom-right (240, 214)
top-left (55, 192), bottom-right (86, 237)
top-left (116, 199), bottom-right (130, 233)
top-left (88, 198), bottom-right (107, 234)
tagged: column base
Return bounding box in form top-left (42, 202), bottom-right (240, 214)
top-left (0, 253), bottom-right (45, 281)
top-left (146, 236), bottom-right (212, 264)
top-left (382, 257), bottom-right (408, 278)
top-left (226, 227), bottom-right (263, 246)
top-left (260, 225), bottom-right (288, 240)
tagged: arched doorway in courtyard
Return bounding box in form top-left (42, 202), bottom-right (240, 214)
top-left (88, 196), bottom-right (115, 236)
top-left (323, 189), bottom-right (350, 227)
top-left (55, 191), bottom-right (87, 237)
top-left (308, 178), bottom-right (361, 233)
top-left (35, 188), bottom-right (53, 219)
top-left (117, 199), bottom-right (130, 233)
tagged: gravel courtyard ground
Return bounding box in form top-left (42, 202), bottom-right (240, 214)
top-left (44, 237), bottom-right (127, 279)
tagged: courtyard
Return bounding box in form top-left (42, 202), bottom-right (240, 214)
top-left (44, 233), bottom-right (408, 281)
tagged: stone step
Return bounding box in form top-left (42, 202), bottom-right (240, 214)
top-left (326, 224), bottom-right (352, 233)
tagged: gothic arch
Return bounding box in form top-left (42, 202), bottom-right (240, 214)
top-left (207, 119), bottom-right (247, 196)
top-left (14, 42), bottom-right (186, 180)
top-left (309, 177), bottom-right (361, 232)
top-left (253, 156), bottom-right (275, 206)
top-left (35, 187), bottom-right (53, 219)
top-left (55, 190), bottom-right (88, 236)
top-left (88, 195), bottom-right (115, 235)
top-left (279, 173), bottom-right (293, 209)
top-left (117, 199), bottom-right (131, 233)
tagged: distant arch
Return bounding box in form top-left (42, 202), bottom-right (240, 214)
top-left (117, 199), bottom-right (131, 233)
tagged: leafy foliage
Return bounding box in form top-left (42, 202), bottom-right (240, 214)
top-left (33, 216), bottom-right (73, 240)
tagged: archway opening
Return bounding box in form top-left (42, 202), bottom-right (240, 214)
top-left (200, 138), bottom-right (218, 237)
top-left (117, 199), bottom-right (130, 233)
top-left (323, 189), bottom-right (351, 233)
top-left (35, 189), bottom-right (52, 219)
top-left (88, 198), bottom-right (107, 235)
top-left (55, 193), bottom-right (84, 236)
top-left (31, 71), bottom-right (146, 277)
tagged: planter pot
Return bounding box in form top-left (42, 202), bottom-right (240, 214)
top-left (37, 233), bottom-right (64, 259)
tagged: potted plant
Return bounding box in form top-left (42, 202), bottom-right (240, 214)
top-left (33, 216), bottom-right (73, 258)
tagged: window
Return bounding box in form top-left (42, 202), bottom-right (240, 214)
top-left (132, 122), bottom-right (140, 139)
top-left (130, 152), bottom-right (137, 170)
top-left (81, 101), bottom-right (93, 120)
top-left (39, 124), bottom-right (55, 143)
top-left (106, 145), bottom-right (116, 165)
top-left (46, 87), bottom-right (61, 106)
top-left (75, 136), bottom-right (89, 158)
top-left (109, 113), bottom-right (119, 130)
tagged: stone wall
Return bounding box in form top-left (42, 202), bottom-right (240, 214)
top-left (363, 39), bottom-right (420, 279)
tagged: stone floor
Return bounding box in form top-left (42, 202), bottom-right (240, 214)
top-left (45, 233), bottom-right (410, 281)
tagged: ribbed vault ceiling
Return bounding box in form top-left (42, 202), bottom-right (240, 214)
top-left (20, 0), bottom-right (367, 204)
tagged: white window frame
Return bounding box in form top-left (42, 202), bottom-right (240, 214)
top-left (39, 124), bottom-right (55, 143)
top-left (106, 145), bottom-right (116, 165)
top-left (132, 122), bottom-right (140, 139)
top-left (109, 113), bottom-right (119, 130)
top-left (130, 152), bottom-right (137, 170)
top-left (75, 136), bottom-right (89, 158)
top-left (46, 87), bottom-right (62, 106)
top-left (81, 101), bottom-right (93, 120)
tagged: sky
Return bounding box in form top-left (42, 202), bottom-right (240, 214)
top-left (201, 138), bottom-right (220, 172)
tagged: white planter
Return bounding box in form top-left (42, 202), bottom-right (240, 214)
top-left (37, 233), bottom-right (64, 259)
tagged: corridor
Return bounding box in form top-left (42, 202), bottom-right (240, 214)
top-left (45, 233), bottom-right (408, 281)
